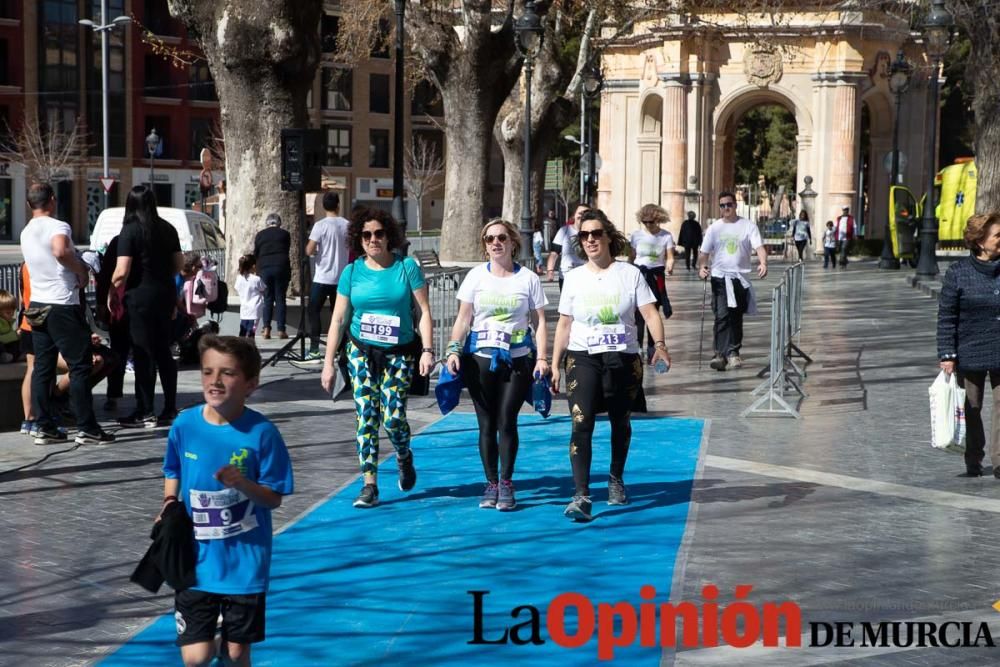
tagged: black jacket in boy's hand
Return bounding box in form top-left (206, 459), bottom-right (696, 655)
top-left (130, 501), bottom-right (196, 594)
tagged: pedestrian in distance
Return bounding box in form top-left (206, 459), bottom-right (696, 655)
top-left (160, 335), bottom-right (293, 667)
top-left (697, 191), bottom-right (768, 371)
top-left (937, 212), bottom-right (1000, 478)
top-left (111, 184), bottom-right (183, 428)
top-left (532, 220), bottom-right (545, 273)
top-left (834, 205), bottom-right (855, 268)
top-left (236, 254), bottom-right (265, 339)
top-left (551, 208), bottom-right (671, 522)
top-left (21, 182), bottom-right (114, 445)
top-left (546, 203), bottom-right (589, 290)
top-left (627, 203), bottom-right (675, 363)
top-left (822, 221), bottom-right (836, 269)
top-left (791, 209), bottom-right (812, 262)
top-left (320, 207), bottom-right (434, 509)
top-left (304, 192), bottom-right (351, 362)
top-left (678, 211), bottom-right (703, 271)
top-left (445, 219), bottom-right (550, 511)
top-left (253, 212), bottom-right (291, 340)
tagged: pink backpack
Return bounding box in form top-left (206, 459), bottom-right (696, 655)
top-left (192, 259), bottom-right (219, 306)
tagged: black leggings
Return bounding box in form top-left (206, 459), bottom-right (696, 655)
top-left (127, 293), bottom-right (178, 416)
top-left (564, 351), bottom-right (643, 496)
top-left (461, 353), bottom-right (534, 483)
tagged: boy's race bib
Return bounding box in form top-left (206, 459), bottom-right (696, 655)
top-left (359, 313), bottom-right (401, 345)
top-left (474, 321), bottom-right (515, 351)
top-left (189, 488), bottom-right (258, 541)
top-left (586, 324), bottom-right (629, 354)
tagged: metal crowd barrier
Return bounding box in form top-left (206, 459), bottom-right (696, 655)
top-left (743, 262), bottom-right (808, 418)
top-left (423, 266), bottom-right (470, 366)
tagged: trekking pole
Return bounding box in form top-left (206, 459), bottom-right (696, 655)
top-left (698, 277), bottom-right (709, 371)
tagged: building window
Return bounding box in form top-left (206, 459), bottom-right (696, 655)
top-left (0, 40), bottom-right (8, 86)
top-left (412, 129), bottom-right (444, 164)
top-left (144, 0), bottom-right (176, 37)
top-left (145, 54), bottom-right (176, 97)
top-left (322, 68), bottom-right (352, 111)
top-left (189, 62), bottom-right (216, 101)
top-left (369, 129), bottom-right (389, 168)
top-left (324, 125), bottom-right (351, 167)
top-left (321, 14), bottom-right (340, 54)
top-left (190, 117), bottom-right (213, 161)
top-left (39, 0), bottom-right (79, 136)
top-left (370, 19), bottom-right (390, 58)
top-left (145, 116), bottom-right (171, 159)
top-left (370, 74), bottom-right (389, 114)
top-left (411, 80), bottom-right (443, 117)
top-left (0, 1), bottom-right (17, 19)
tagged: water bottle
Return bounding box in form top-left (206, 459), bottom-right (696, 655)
top-left (532, 372), bottom-right (550, 416)
top-left (654, 359), bottom-right (670, 375)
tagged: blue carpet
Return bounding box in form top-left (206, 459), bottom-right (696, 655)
top-left (101, 412), bottom-right (702, 666)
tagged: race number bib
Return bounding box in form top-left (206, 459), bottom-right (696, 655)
top-left (359, 313), bottom-right (401, 345)
top-left (586, 324), bottom-right (629, 354)
top-left (474, 321), bottom-right (515, 351)
top-left (189, 488), bottom-right (258, 541)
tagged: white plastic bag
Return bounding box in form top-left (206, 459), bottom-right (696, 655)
top-left (928, 371), bottom-right (967, 454)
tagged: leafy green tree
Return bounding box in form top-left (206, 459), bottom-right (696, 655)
top-left (733, 105), bottom-right (797, 193)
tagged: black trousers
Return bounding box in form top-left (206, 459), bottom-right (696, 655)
top-left (308, 281), bottom-right (338, 349)
top-left (31, 303), bottom-right (99, 432)
top-left (106, 315), bottom-right (131, 399)
top-left (710, 277), bottom-right (748, 357)
top-left (682, 246), bottom-right (695, 270)
top-left (259, 266), bottom-right (290, 332)
top-left (461, 354), bottom-right (534, 482)
top-left (564, 351), bottom-right (642, 496)
top-left (958, 370), bottom-right (1000, 472)
top-left (127, 292), bottom-right (177, 416)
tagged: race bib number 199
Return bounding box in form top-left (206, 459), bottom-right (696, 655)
top-left (359, 313), bottom-right (401, 345)
top-left (586, 324), bottom-right (628, 354)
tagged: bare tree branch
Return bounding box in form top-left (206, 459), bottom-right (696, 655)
top-left (2, 112), bottom-right (89, 183)
top-left (404, 135), bottom-right (445, 232)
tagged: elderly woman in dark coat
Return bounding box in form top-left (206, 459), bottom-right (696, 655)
top-left (937, 212), bottom-right (1000, 478)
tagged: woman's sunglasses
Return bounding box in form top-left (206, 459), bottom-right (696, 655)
top-left (641, 219), bottom-right (658, 226)
top-left (578, 229), bottom-right (606, 242)
top-left (484, 234), bottom-right (509, 244)
top-left (362, 229), bottom-right (386, 241)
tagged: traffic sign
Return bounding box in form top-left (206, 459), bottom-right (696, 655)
top-left (99, 177), bottom-right (115, 193)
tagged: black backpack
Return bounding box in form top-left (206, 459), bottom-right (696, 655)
top-left (207, 280), bottom-right (229, 315)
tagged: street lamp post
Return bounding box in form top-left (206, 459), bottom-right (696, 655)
top-left (392, 0), bottom-right (408, 247)
top-left (581, 65), bottom-right (603, 206)
top-left (915, 0), bottom-right (954, 278)
top-left (514, 1), bottom-right (545, 268)
top-left (146, 128), bottom-right (159, 186)
top-left (879, 49), bottom-right (913, 270)
top-left (79, 2), bottom-right (131, 210)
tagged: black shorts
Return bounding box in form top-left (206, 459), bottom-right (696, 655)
top-left (174, 589), bottom-right (267, 647)
top-left (19, 330), bottom-right (31, 356)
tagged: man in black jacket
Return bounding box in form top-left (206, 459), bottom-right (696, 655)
top-left (253, 213), bottom-right (291, 340)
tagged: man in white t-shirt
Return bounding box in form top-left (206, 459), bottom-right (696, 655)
top-left (21, 182), bottom-right (113, 445)
top-left (304, 191), bottom-right (350, 361)
top-left (546, 204), bottom-right (589, 290)
top-left (698, 191), bottom-right (768, 371)
top-left (834, 205), bottom-right (856, 269)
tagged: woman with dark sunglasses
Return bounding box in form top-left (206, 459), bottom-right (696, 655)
top-left (320, 208), bottom-right (434, 509)
top-left (551, 209), bottom-right (671, 522)
top-left (628, 203), bottom-right (676, 363)
top-left (445, 219), bottom-right (549, 511)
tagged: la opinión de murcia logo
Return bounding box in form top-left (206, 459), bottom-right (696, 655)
top-left (469, 586), bottom-right (998, 660)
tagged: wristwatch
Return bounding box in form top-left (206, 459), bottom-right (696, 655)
top-left (421, 348), bottom-right (434, 354)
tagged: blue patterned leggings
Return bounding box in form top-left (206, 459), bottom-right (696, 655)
top-left (346, 341), bottom-right (414, 474)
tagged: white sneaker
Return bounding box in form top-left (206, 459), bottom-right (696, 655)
top-left (727, 354), bottom-right (743, 369)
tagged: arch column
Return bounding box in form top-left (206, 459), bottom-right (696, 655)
top-left (823, 76), bottom-right (864, 219)
top-left (659, 76), bottom-right (688, 236)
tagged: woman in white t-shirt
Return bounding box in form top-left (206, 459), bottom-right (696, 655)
top-left (551, 209), bottom-right (672, 522)
top-left (445, 219), bottom-right (550, 512)
top-left (627, 203), bottom-right (675, 361)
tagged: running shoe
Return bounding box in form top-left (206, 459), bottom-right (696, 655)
top-left (497, 479), bottom-right (516, 511)
top-left (607, 476), bottom-right (629, 506)
top-left (301, 349), bottom-right (324, 363)
top-left (20, 420), bottom-right (34, 435)
top-left (75, 429), bottom-right (116, 445)
top-left (727, 354), bottom-right (743, 369)
top-left (118, 413), bottom-right (158, 429)
top-left (479, 482), bottom-right (499, 509)
top-left (564, 495), bottom-right (593, 522)
top-left (397, 449), bottom-right (417, 492)
top-left (709, 355), bottom-right (727, 371)
top-left (353, 484), bottom-right (379, 508)
top-left (33, 425), bottom-right (68, 445)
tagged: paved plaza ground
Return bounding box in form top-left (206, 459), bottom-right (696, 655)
top-left (2, 259), bottom-right (999, 666)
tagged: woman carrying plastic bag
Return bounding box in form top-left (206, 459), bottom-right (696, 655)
top-left (928, 371), bottom-right (966, 454)
top-left (936, 212), bottom-right (1000, 477)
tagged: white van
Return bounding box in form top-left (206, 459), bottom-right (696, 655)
top-left (89, 207), bottom-right (225, 253)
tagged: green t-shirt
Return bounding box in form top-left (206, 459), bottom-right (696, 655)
top-left (337, 255), bottom-right (426, 348)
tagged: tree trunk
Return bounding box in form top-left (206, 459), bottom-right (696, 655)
top-left (167, 1), bottom-right (322, 288)
top-left (970, 35), bottom-right (1000, 212)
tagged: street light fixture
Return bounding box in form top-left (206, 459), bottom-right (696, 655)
top-left (915, 0), bottom-right (954, 278)
top-left (879, 49), bottom-right (913, 270)
top-left (392, 0), bottom-right (408, 248)
top-left (146, 128), bottom-right (160, 185)
top-left (79, 2), bottom-right (131, 210)
top-left (514, 0), bottom-right (545, 268)
top-left (581, 64), bottom-right (603, 206)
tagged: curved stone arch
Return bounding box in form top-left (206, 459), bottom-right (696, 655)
top-left (638, 88), bottom-right (664, 137)
top-left (859, 87), bottom-right (893, 137)
top-left (713, 83), bottom-right (813, 140)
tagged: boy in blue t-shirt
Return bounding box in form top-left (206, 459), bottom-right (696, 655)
top-left (160, 335), bottom-right (293, 666)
